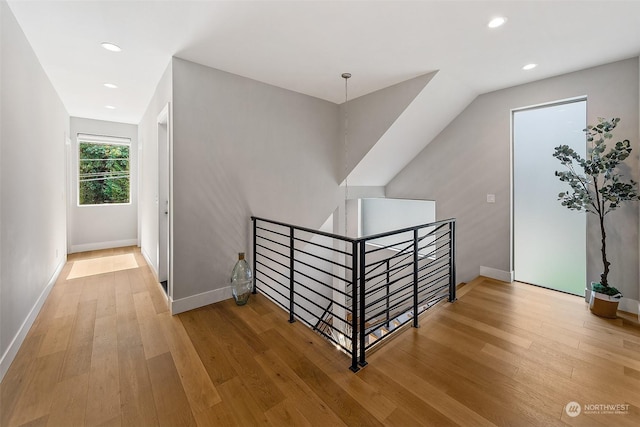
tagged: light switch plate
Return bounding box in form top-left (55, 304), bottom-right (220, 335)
top-left (487, 194), bottom-right (496, 203)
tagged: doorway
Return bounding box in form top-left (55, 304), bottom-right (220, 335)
top-left (513, 99), bottom-right (586, 295)
top-left (157, 104), bottom-right (171, 296)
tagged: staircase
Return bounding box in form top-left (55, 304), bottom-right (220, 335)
top-left (252, 215), bottom-right (456, 372)
top-left (314, 293), bottom-right (447, 352)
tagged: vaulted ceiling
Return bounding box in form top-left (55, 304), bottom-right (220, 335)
top-left (8, 1), bottom-right (640, 125)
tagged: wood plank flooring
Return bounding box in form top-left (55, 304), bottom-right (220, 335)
top-left (2, 247), bottom-right (639, 426)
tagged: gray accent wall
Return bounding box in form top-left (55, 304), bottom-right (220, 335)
top-left (1, 0), bottom-right (69, 378)
top-left (387, 58), bottom-right (640, 306)
top-left (171, 58), bottom-right (340, 301)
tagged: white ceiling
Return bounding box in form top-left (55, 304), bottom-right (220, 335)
top-left (7, 0), bottom-right (640, 125)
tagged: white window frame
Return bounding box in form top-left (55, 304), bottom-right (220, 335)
top-left (77, 133), bottom-right (132, 207)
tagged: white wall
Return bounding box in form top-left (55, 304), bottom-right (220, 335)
top-left (387, 58), bottom-right (640, 311)
top-left (68, 117), bottom-right (138, 253)
top-left (361, 197), bottom-right (436, 257)
top-left (361, 198), bottom-right (436, 236)
top-left (0, 0), bottom-right (69, 380)
top-left (138, 63), bottom-right (172, 275)
top-left (170, 58), bottom-right (340, 310)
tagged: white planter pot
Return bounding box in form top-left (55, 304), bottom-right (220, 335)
top-left (592, 291), bottom-right (622, 302)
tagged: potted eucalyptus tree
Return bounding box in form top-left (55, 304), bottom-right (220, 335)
top-left (553, 117), bottom-right (640, 318)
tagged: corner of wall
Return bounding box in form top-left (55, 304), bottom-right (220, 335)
top-left (170, 285), bottom-right (233, 315)
top-left (480, 266), bottom-right (514, 283)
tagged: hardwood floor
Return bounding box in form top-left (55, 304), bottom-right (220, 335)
top-left (2, 247), bottom-right (639, 426)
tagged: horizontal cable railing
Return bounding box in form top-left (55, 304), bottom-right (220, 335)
top-left (252, 216), bottom-right (456, 372)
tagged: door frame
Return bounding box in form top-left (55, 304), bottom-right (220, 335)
top-left (157, 103), bottom-right (173, 303)
top-left (510, 96), bottom-right (587, 297)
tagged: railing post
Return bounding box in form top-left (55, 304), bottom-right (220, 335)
top-left (449, 220), bottom-right (457, 303)
top-left (289, 226), bottom-right (295, 323)
top-left (349, 241), bottom-right (359, 372)
top-left (412, 229), bottom-right (419, 328)
top-left (358, 241), bottom-right (367, 367)
top-left (385, 259), bottom-right (390, 328)
top-left (252, 218), bottom-right (257, 294)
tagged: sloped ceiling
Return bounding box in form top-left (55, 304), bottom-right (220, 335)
top-left (347, 70), bottom-right (477, 186)
top-left (338, 71), bottom-right (437, 182)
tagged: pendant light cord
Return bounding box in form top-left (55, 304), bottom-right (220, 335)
top-left (342, 72), bottom-right (351, 237)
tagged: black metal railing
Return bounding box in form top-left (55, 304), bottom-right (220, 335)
top-left (251, 216), bottom-right (456, 372)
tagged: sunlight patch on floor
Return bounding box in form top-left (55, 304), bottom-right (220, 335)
top-left (67, 253), bottom-right (138, 279)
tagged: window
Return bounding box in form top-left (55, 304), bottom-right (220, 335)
top-left (78, 134), bottom-right (130, 205)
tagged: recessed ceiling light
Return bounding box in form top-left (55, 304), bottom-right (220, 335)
top-left (488, 17), bottom-right (507, 28)
top-left (105, 105), bottom-right (116, 110)
top-left (103, 83), bottom-right (118, 89)
top-left (522, 63), bottom-right (537, 70)
top-left (101, 42), bottom-right (121, 52)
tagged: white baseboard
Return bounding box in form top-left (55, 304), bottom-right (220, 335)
top-left (70, 238), bottom-right (137, 253)
top-left (480, 266), bottom-right (514, 283)
top-left (0, 257), bottom-right (66, 382)
top-left (170, 285), bottom-right (233, 315)
top-left (141, 247), bottom-right (158, 281)
top-left (619, 297), bottom-right (639, 315)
